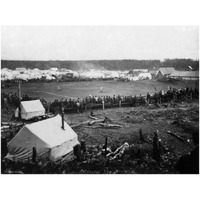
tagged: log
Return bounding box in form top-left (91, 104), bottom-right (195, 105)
top-left (71, 120), bottom-right (91, 128)
top-left (88, 119), bottom-right (104, 126)
top-left (99, 123), bottom-right (122, 128)
top-left (167, 131), bottom-right (185, 142)
top-left (1, 125), bottom-right (10, 129)
top-left (1, 122), bottom-right (23, 126)
top-left (88, 115), bottom-right (99, 120)
top-left (103, 116), bottom-right (113, 123)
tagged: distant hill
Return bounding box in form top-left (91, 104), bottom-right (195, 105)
top-left (1, 59), bottom-right (199, 71)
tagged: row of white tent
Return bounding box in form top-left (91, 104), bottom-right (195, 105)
top-left (6, 100), bottom-right (79, 162)
top-left (80, 70), bottom-right (121, 79)
top-left (1, 68), bottom-right (152, 81)
top-left (77, 70), bottom-right (152, 80)
top-left (1, 68), bottom-right (57, 81)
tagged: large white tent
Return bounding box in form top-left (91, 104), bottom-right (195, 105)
top-left (138, 72), bottom-right (152, 80)
top-left (15, 100), bottom-right (45, 120)
top-left (5, 115), bottom-right (79, 162)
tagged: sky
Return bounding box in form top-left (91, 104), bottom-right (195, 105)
top-left (1, 26), bottom-right (199, 61)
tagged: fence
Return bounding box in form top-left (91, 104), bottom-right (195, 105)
top-left (62, 95), bottom-right (147, 114)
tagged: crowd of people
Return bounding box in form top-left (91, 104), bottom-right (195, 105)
top-left (49, 87), bottom-right (199, 113)
top-left (148, 87), bottom-right (199, 104)
top-left (49, 94), bottom-right (147, 113)
top-left (1, 86), bottom-right (199, 115)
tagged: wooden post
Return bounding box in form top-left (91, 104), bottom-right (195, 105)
top-left (32, 147), bottom-right (37, 162)
top-left (104, 136), bottom-right (108, 156)
top-left (48, 102), bottom-right (50, 113)
top-left (9, 124), bottom-right (13, 139)
top-left (158, 140), bottom-right (162, 155)
top-left (119, 100), bottom-right (121, 108)
top-left (18, 80), bottom-right (22, 119)
top-left (18, 105), bottom-right (21, 120)
top-left (139, 129), bottom-right (145, 141)
top-left (73, 144), bottom-right (81, 161)
top-left (153, 131), bottom-right (160, 162)
top-left (1, 137), bottom-right (8, 158)
top-left (10, 130), bottom-right (13, 139)
top-left (81, 140), bottom-right (86, 153)
top-left (61, 107), bottom-right (65, 130)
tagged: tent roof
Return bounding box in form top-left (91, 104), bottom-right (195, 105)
top-left (25, 115), bottom-right (77, 148)
top-left (157, 67), bottom-right (175, 75)
top-left (170, 71), bottom-right (199, 77)
top-left (21, 100), bottom-right (45, 113)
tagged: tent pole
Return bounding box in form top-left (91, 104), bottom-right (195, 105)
top-left (18, 79), bottom-right (21, 120)
top-left (61, 107), bottom-right (65, 130)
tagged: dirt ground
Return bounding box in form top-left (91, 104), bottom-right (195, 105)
top-left (64, 101), bottom-right (199, 173)
top-left (1, 99), bottom-right (199, 174)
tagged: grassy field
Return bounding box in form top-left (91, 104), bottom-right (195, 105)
top-left (1, 79), bottom-right (199, 102)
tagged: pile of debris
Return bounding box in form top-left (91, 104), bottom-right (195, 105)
top-left (72, 111), bottom-right (123, 129)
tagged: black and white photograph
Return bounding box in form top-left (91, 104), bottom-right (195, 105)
top-left (1, 26), bottom-right (199, 174)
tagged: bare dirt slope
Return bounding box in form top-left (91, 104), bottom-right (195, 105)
top-left (65, 101), bottom-right (198, 173)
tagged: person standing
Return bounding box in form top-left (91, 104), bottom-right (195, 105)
top-left (147, 92), bottom-right (151, 104)
top-left (76, 100), bottom-right (80, 113)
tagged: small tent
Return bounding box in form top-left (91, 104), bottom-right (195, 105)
top-left (138, 72), bottom-right (152, 80)
top-left (5, 115), bottom-right (79, 162)
top-left (15, 100), bottom-right (45, 120)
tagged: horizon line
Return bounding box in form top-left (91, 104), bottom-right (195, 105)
top-left (1, 58), bottom-right (199, 62)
